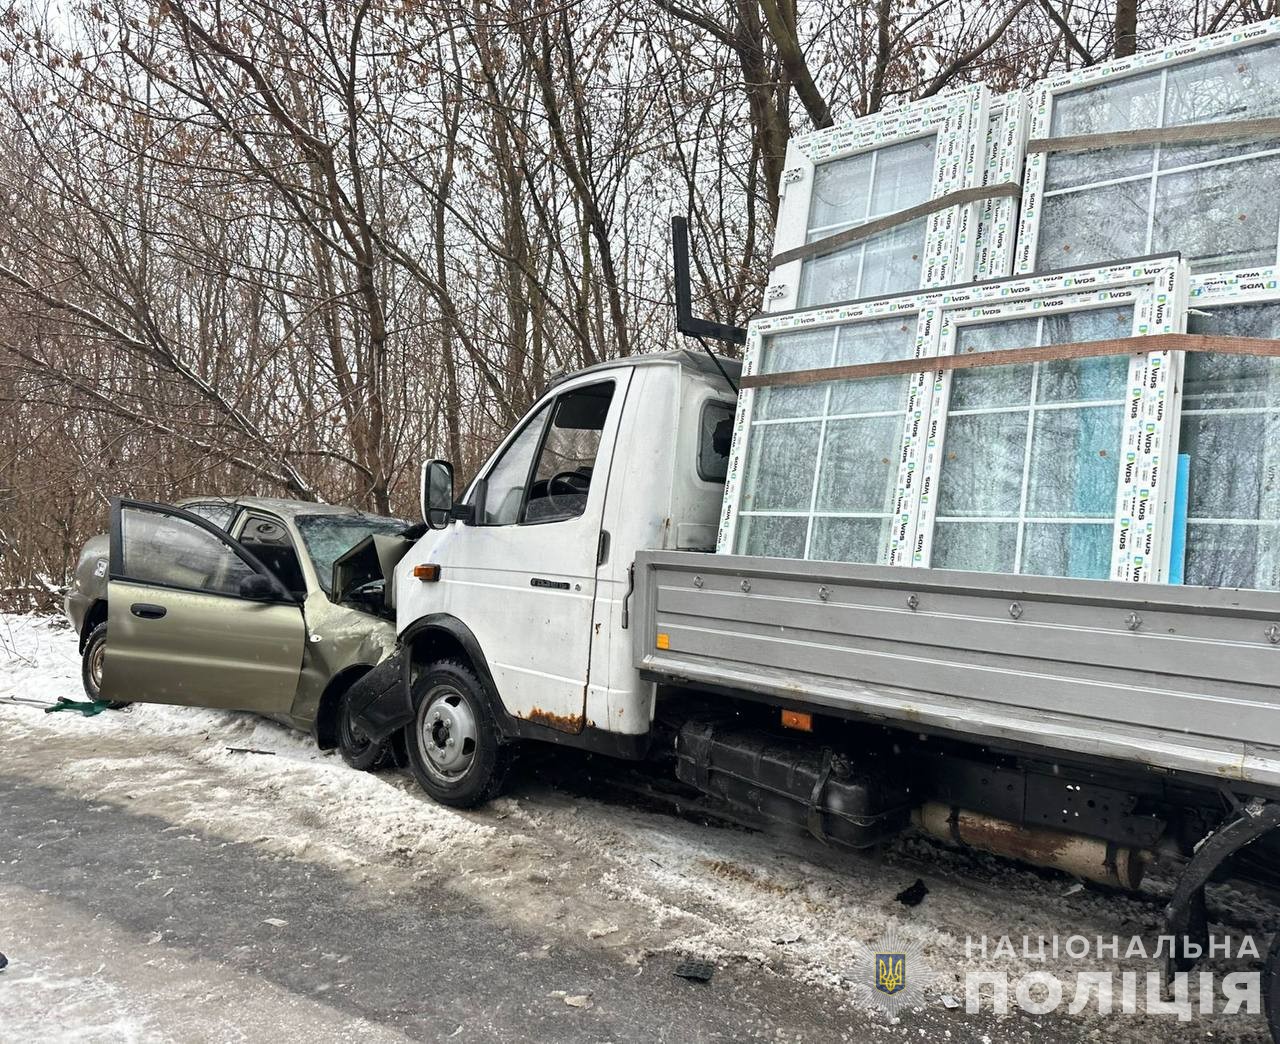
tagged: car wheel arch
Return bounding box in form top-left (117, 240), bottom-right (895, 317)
top-left (314, 663), bottom-right (377, 750)
top-left (80, 600), bottom-right (109, 653)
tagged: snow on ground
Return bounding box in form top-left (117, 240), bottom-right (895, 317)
top-left (1, 612), bottom-right (1275, 1041)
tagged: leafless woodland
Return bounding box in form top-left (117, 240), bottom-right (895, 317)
top-left (0, 0), bottom-right (1271, 608)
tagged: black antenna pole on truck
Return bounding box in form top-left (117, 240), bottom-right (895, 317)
top-left (671, 214), bottom-right (744, 395)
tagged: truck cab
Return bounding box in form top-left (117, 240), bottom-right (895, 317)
top-left (388, 350), bottom-right (738, 800)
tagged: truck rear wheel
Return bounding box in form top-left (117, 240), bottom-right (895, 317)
top-left (403, 660), bottom-right (511, 809)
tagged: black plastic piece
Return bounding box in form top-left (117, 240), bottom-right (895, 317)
top-left (674, 960), bottom-right (715, 982)
top-left (895, 879), bottom-right (929, 907)
top-left (349, 652), bottom-right (411, 743)
top-left (672, 718), bottom-right (911, 849)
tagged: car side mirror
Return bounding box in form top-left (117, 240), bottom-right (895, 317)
top-left (239, 573), bottom-right (283, 600)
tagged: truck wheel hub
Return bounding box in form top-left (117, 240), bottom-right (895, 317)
top-left (419, 686), bottom-right (477, 780)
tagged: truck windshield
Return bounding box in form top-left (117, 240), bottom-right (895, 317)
top-left (295, 514), bottom-right (410, 591)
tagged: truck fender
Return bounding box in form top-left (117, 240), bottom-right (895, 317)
top-left (369, 615), bottom-right (651, 760)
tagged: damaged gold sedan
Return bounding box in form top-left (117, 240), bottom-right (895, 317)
top-left (64, 497), bottom-right (415, 768)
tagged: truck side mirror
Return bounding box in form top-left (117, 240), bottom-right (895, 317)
top-left (421, 459), bottom-right (456, 530)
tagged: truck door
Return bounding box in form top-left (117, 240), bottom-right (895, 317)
top-left (444, 374), bottom-right (629, 732)
top-left (100, 499), bottom-right (306, 712)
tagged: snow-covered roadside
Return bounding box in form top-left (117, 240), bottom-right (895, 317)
top-left (1, 613), bottom-right (1274, 1041)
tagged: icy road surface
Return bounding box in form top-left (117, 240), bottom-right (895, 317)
top-left (0, 613), bottom-right (1274, 1042)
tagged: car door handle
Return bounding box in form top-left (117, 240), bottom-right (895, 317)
top-left (130, 602), bottom-right (167, 620)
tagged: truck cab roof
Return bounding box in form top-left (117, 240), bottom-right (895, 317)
top-left (548, 348), bottom-right (741, 390)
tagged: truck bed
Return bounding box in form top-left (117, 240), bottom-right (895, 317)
top-left (633, 551), bottom-right (1280, 794)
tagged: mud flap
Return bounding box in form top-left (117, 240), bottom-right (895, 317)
top-left (348, 652), bottom-right (412, 743)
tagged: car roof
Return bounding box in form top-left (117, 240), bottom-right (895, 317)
top-left (234, 497), bottom-right (374, 520)
top-left (181, 495), bottom-right (391, 522)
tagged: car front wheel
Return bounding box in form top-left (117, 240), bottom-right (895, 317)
top-left (403, 660), bottom-right (511, 809)
top-left (337, 682), bottom-right (390, 771)
top-left (81, 622), bottom-right (129, 709)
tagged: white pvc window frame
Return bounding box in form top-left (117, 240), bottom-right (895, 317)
top-left (1177, 267), bottom-right (1280, 588)
top-left (717, 289), bottom-right (941, 559)
top-left (1015, 18), bottom-right (1280, 280)
top-left (971, 91), bottom-right (1028, 282)
top-left (719, 258), bottom-right (1188, 585)
top-left (765, 86), bottom-right (987, 315)
top-left (906, 259), bottom-right (1187, 582)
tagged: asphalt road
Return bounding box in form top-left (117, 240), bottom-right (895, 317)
top-left (2, 774), bottom-right (831, 1041)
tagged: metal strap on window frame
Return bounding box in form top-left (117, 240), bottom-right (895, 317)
top-left (768, 183), bottom-right (1023, 271)
top-left (1026, 115), bottom-right (1280, 156)
top-left (739, 333), bottom-right (1280, 391)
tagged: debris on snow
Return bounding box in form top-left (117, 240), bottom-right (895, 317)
top-left (673, 960), bottom-right (715, 982)
top-left (895, 878), bottom-right (928, 907)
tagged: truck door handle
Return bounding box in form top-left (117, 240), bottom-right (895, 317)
top-left (131, 603), bottom-right (167, 620)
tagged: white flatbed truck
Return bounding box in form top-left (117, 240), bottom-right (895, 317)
top-left (349, 227), bottom-right (1280, 1034)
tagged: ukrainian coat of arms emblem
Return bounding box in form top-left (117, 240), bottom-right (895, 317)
top-left (875, 952), bottom-right (906, 995)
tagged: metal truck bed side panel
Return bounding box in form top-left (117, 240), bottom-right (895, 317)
top-left (633, 551), bottom-right (1280, 790)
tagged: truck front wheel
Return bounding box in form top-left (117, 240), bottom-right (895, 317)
top-left (404, 660), bottom-right (512, 809)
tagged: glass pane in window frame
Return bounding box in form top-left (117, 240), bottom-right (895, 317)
top-left (1016, 22), bottom-right (1280, 281)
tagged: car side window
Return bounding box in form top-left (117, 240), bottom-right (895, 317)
top-left (523, 382), bottom-right (614, 524)
top-left (478, 401), bottom-right (553, 525)
top-left (119, 505), bottom-right (258, 597)
top-left (698, 401), bottom-right (735, 483)
top-left (237, 515), bottom-right (307, 597)
top-left (182, 501), bottom-right (237, 530)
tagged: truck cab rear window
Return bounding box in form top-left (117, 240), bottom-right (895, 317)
top-left (699, 401), bottom-right (735, 483)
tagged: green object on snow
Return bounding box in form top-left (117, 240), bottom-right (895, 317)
top-left (43, 697), bottom-right (112, 717)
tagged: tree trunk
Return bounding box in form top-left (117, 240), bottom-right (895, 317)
top-left (1114, 0), bottom-right (1139, 58)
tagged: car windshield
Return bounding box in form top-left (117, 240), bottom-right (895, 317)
top-left (294, 513), bottom-right (410, 592)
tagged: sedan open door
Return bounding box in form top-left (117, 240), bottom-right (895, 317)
top-left (100, 499), bottom-right (306, 712)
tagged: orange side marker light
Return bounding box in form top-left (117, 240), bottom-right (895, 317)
top-left (781, 709), bottom-right (812, 732)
